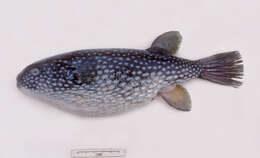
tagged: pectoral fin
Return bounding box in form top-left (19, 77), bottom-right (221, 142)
top-left (148, 31), bottom-right (182, 56)
top-left (160, 85), bottom-right (191, 111)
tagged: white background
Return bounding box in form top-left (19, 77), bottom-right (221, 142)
top-left (0, 0), bottom-right (259, 158)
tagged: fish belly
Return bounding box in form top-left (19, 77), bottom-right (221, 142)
top-left (50, 79), bottom-right (160, 116)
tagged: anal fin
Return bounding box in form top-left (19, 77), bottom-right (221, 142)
top-left (160, 85), bottom-right (192, 111)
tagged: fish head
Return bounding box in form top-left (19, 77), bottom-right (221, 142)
top-left (16, 56), bottom-right (83, 98)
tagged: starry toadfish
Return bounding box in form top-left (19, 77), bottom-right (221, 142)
top-left (17, 31), bottom-right (244, 116)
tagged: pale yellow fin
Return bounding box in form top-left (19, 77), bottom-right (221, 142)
top-left (160, 85), bottom-right (191, 111)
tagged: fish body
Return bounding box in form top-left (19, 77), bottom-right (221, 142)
top-left (17, 31), bottom-right (243, 116)
top-left (17, 49), bottom-right (201, 116)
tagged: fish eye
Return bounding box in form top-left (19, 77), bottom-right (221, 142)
top-left (30, 68), bottom-right (40, 76)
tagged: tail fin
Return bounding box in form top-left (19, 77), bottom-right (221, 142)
top-left (198, 51), bottom-right (243, 88)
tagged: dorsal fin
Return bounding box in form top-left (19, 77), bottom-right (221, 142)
top-left (148, 31), bottom-right (182, 56)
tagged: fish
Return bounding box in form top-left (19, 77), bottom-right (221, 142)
top-left (17, 31), bottom-right (244, 116)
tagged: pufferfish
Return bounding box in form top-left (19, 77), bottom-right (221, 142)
top-left (17, 31), bottom-right (244, 116)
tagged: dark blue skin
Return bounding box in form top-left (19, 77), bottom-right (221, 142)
top-left (17, 49), bottom-right (203, 116)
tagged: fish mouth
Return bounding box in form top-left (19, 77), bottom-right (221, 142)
top-left (16, 73), bottom-right (22, 89)
top-left (16, 69), bottom-right (25, 89)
